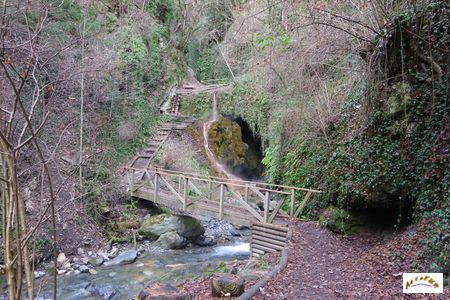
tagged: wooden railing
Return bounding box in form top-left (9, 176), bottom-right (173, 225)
top-left (127, 167), bottom-right (321, 224)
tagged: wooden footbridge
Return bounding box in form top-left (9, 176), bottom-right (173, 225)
top-left (128, 81), bottom-right (320, 257)
top-left (127, 167), bottom-right (320, 227)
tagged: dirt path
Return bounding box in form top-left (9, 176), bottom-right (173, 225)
top-left (254, 220), bottom-right (447, 300)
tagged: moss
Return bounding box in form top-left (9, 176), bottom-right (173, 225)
top-left (319, 206), bottom-right (360, 235)
top-left (208, 117), bottom-right (246, 169)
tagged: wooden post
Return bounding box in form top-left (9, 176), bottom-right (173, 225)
top-left (263, 191), bottom-right (269, 223)
top-left (208, 179), bottom-right (213, 200)
top-left (129, 172), bottom-right (135, 195)
top-left (183, 177), bottom-right (188, 210)
top-left (244, 185), bottom-right (249, 203)
top-left (290, 189), bottom-right (295, 217)
top-left (178, 174), bottom-right (182, 194)
top-left (219, 184), bottom-right (224, 220)
top-left (154, 172), bottom-right (159, 202)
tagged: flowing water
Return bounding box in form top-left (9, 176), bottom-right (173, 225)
top-left (203, 103), bottom-right (234, 180)
top-left (202, 93), bottom-right (241, 181)
top-left (34, 243), bottom-right (250, 300)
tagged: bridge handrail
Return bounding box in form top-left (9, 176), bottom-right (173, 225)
top-left (127, 166), bottom-right (322, 194)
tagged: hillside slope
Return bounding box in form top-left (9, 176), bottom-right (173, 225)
top-left (182, 0), bottom-right (448, 275)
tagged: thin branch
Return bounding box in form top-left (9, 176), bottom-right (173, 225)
top-left (15, 112), bottom-right (49, 151)
top-left (314, 7), bottom-right (381, 35)
top-left (290, 21), bottom-right (376, 46)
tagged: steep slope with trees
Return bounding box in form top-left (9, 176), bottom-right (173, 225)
top-left (182, 0), bottom-right (448, 275)
top-left (0, 0), bottom-right (448, 298)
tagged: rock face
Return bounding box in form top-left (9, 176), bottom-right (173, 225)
top-left (138, 283), bottom-right (192, 300)
top-left (175, 215), bottom-right (205, 240)
top-left (210, 273), bottom-right (245, 297)
top-left (138, 214), bottom-right (205, 242)
top-left (155, 231), bottom-right (186, 250)
top-left (103, 250), bottom-right (138, 267)
top-left (207, 117), bottom-right (246, 169)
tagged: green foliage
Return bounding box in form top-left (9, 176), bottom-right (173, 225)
top-left (256, 1), bottom-right (449, 271)
top-left (126, 198), bottom-right (138, 210)
top-left (44, 0), bottom-right (82, 36)
top-left (146, 0), bottom-right (176, 23)
top-left (187, 41), bottom-right (231, 81)
top-left (255, 28), bottom-right (292, 50)
top-left (197, 47), bottom-right (216, 81)
top-left (180, 93), bottom-right (211, 119)
top-left (220, 82), bottom-right (272, 146)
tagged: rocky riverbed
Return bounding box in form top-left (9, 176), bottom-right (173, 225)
top-left (12, 215), bottom-right (252, 300)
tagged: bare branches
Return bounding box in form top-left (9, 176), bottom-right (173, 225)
top-left (290, 21), bottom-right (376, 46)
top-left (313, 7), bottom-right (381, 36)
top-left (0, 3), bottom-right (59, 299)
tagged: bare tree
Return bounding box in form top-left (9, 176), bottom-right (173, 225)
top-left (0, 1), bottom-right (58, 299)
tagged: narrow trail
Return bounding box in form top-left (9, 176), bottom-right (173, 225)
top-left (253, 220), bottom-right (447, 300)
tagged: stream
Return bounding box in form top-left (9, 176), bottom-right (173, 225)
top-left (31, 93), bottom-right (255, 300)
top-left (34, 243), bottom-right (250, 300)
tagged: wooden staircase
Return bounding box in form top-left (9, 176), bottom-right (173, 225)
top-left (128, 117), bottom-right (196, 170)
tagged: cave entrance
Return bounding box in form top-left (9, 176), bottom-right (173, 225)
top-left (349, 205), bottom-right (413, 235)
top-left (224, 115), bottom-right (264, 181)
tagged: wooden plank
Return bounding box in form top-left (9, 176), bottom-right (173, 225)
top-left (230, 192), bottom-right (264, 223)
top-left (208, 181), bottom-right (213, 200)
top-left (248, 185), bottom-right (266, 201)
top-left (252, 235), bottom-right (286, 248)
top-left (136, 167), bottom-right (321, 193)
top-left (252, 226), bottom-right (288, 237)
top-left (252, 239), bottom-right (285, 251)
top-left (188, 180), bottom-right (203, 196)
top-left (244, 186), bottom-right (249, 203)
top-left (295, 191), bottom-right (313, 218)
top-left (219, 184), bottom-right (224, 220)
top-left (154, 173), bottom-right (159, 202)
top-left (252, 243), bottom-right (278, 253)
top-left (268, 197), bottom-right (286, 224)
top-left (252, 222), bottom-right (289, 232)
top-left (263, 192), bottom-right (269, 223)
top-left (290, 189), bottom-right (295, 217)
top-left (252, 248), bottom-right (265, 255)
top-left (145, 168), bottom-right (298, 194)
top-left (159, 175), bottom-right (184, 203)
top-left (183, 177), bottom-right (188, 210)
top-left (252, 230), bottom-right (287, 242)
top-left (191, 203), bottom-right (219, 213)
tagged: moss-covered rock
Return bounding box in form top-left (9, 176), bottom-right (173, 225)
top-left (319, 206), bottom-right (362, 234)
top-left (138, 214), bottom-right (204, 241)
top-left (208, 117), bottom-right (246, 169)
top-left (174, 215), bottom-right (205, 240)
top-left (210, 273), bottom-right (245, 297)
top-left (138, 214), bottom-right (174, 240)
top-left (155, 231), bottom-right (186, 250)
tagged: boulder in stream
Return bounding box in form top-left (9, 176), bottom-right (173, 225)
top-left (155, 231), bottom-right (186, 250)
top-left (91, 283), bottom-right (118, 299)
top-left (210, 273), bottom-right (245, 297)
top-left (88, 256), bottom-right (104, 267)
top-left (103, 250), bottom-right (138, 267)
top-left (138, 283), bottom-right (192, 300)
top-left (139, 214), bottom-right (205, 241)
